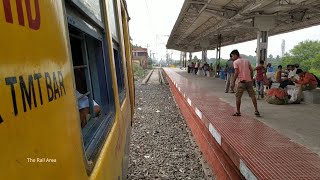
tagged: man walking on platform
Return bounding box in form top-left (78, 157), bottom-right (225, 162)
top-left (231, 50), bottom-right (260, 117)
top-left (225, 54), bottom-right (235, 93)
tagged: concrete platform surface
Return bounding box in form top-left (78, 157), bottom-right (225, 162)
top-left (164, 68), bottom-right (320, 179)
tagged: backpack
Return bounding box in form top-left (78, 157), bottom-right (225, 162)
top-left (311, 73), bottom-right (320, 87)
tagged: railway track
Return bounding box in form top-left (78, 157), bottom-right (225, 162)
top-left (142, 68), bottom-right (167, 85)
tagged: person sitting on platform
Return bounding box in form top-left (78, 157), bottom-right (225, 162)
top-left (294, 69), bottom-right (318, 91)
top-left (288, 64), bottom-right (299, 80)
top-left (279, 65), bottom-right (298, 89)
top-left (274, 65), bottom-right (283, 83)
top-left (76, 90), bottom-right (101, 128)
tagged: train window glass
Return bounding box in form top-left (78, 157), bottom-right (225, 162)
top-left (70, 0), bottom-right (102, 24)
top-left (107, 0), bottom-right (119, 41)
top-left (113, 42), bottom-right (126, 103)
top-left (68, 26), bottom-right (115, 166)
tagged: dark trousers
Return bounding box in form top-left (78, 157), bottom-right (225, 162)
top-left (280, 80), bottom-right (294, 89)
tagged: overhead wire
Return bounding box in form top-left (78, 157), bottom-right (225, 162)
top-left (144, 0), bottom-right (168, 59)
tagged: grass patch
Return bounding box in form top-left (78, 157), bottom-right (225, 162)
top-left (133, 64), bottom-right (146, 80)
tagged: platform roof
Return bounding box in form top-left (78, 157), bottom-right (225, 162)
top-left (167, 0), bottom-right (320, 52)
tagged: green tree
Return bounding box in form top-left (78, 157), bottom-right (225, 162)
top-left (281, 40), bottom-right (320, 71)
top-left (268, 54), bottom-right (274, 60)
top-left (132, 44), bottom-right (142, 48)
top-left (193, 55), bottom-right (199, 61)
top-left (148, 57), bottom-right (153, 66)
top-left (242, 54), bottom-right (256, 65)
top-left (309, 54), bottom-right (320, 77)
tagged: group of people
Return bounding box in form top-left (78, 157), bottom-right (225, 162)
top-left (187, 61), bottom-right (212, 76)
top-left (274, 64), bottom-right (319, 91)
top-left (224, 49), bottom-right (319, 117)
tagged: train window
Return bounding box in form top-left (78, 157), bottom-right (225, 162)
top-left (113, 42), bottom-right (126, 103)
top-left (107, 0), bottom-right (119, 41)
top-left (68, 26), bottom-right (115, 166)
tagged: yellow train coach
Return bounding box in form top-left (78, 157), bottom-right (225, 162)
top-left (0, 0), bottom-right (134, 179)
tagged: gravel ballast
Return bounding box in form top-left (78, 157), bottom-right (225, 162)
top-left (128, 72), bottom-right (214, 180)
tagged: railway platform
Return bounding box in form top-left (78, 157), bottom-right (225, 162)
top-left (163, 68), bottom-right (320, 179)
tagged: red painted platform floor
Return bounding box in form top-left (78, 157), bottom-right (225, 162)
top-left (163, 68), bottom-right (320, 180)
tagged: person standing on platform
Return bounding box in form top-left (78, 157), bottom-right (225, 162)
top-left (203, 62), bottom-right (209, 76)
top-left (225, 54), bottom-right (235, 93)
top-left (254, 61), bottom-right (266, 99)
top-left (267, 63), bottom-right (274, 73)
top-left (194, 61), bottom-right (199, 75)
top-left (187, 62), bottom-right (191, 73)
top-left (231, 50), bottom-right (260, 117)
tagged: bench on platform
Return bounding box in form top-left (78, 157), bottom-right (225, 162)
top-left (303, 88), bottom-right (320, 104)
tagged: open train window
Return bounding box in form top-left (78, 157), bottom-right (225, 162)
top-left (68, 25), bottom-right (115, 168)
top-left (113, 42), bottom-right (126, 103)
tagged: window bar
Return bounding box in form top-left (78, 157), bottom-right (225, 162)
top-left (81, 34), bottom-right (94, 117)
top-left (77, 91), bottom-right (90, 100)
top-left (100, 28), bottom-right (115, 111)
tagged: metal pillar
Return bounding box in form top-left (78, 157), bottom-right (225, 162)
top-left (256, 31), bottom-right (268, 66)
top-left (180, 51), bottom-right (183, 67)
top-left (202, 49), bottom-right (207, 62)
top-left (189, 52), bottom-right (192, 66)
top-left (180, 52), bottom-right (187, 68)
top-left (215, 34), bottom-right (222, 77)
top-left (184, 52), bottom-right (187, 67)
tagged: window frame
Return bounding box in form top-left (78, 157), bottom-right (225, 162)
top-left (65, 0), bottom-right (117, 173)
top-left (113, 41), bottom-right (126, 103)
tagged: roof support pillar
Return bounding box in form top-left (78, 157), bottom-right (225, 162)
top-left (202, 49), bottom-right (207, 63)
top-left (181, 52), bottom-right (187, 68)
top-left (184, 52), bottom-right (187, 68)
top-left (256, 31), bottom-right (268, 66)
top-left (215, 34), bottom-right (222, 77)
top-left (180, 51), bottom-right (183, 67)
top-left (254, 16), bottom-right (274, 66)
top-left (200, 39), bottom-right (209, 63)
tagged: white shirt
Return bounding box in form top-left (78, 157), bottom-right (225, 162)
top-left (76, 91), bottom-right (98, 110)
top-left (288, 68), bottom-right (300, 80)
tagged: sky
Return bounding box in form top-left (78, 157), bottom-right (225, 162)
top-left (126, 0), bottom-right (320, 60)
